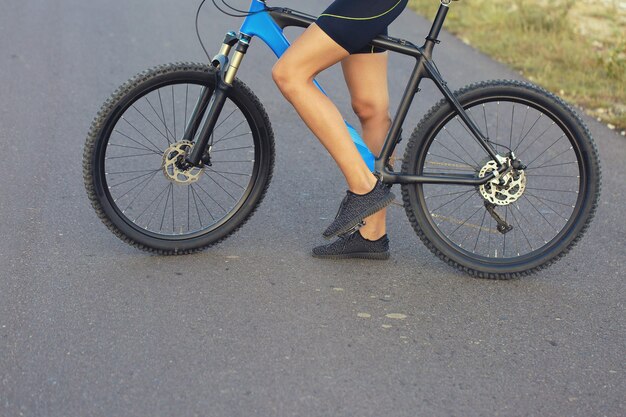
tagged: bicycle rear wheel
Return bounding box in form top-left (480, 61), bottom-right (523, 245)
top-left (401, 80), bottom-right (601, 279)
top-left (83, 62), bottom-right (275, 254)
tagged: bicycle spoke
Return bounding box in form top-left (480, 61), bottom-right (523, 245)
top-left (526, 146), bottom-right (573, 173)
top-left (108, 168), bottom-right (161, 175)
top-left (113, 129), bottom-right (162, 154)
top-left (514, 113), bottom-right (542, 153)
top-left (503, 206), bottom-right (509, 257)
top-left (482, 103), bottom-right (490, 141)
top-left (157, 89), bottom-right (170, 144)
top-left (525, 134), bottom-right (566, 167)
top-left (109, 170), bottom-right (158, 188)
top-left (145, 96), bottom-right (175, 142)
top-left (512, 202), bottom-right (542, 250)
top-left (184, 84), bottom-right (189, 132)
top-left (507, 206), bottom-right (520, 256)
top-left (213, 120), bottom-right (247, 146)
top-left (212, 131), bottom-right (252, 145)
top-left (441, 126), bottom-right (480, 167)
top-left (525, 193), bottom-right (570, 221)
top-left (441, 190), bottom-right (477, 220)
top-left (426, 152), bottom-right (473, 167)
top-left (191, 184), bottom-right (215, 221)
top-left (449, 203), bottom-right (484, 239)
top-left (106, 152), bottom-right (161, 160)
top-left (159, 183), bottom-right (172, 231)
top-left (203, 172), bottom-right (238, 201)
top-left (194, 180), bottom-right (227, 213)
top-left (171, 86), bottom-right (177, 140)
top-left (525, 173), bottom-right (579, 178)
top-left (131, 105), bottom-right (169, 142)
top-left (189, 184), bottom-right (204, 228)
top-left (522, 195), bottom-right (558, 235)
top-left (509, 104), bottom-right (515, 150)
top-left (208, 169), bottom-right (252, 177)
top-left (524, 161), bottom-right (578, 171)
top-left (138, 183), bottom-right (170, 225)
top-left (211, 159), bottom-right (254, 163)
top-left (207, 169), bottom-right (246, 190)
top-left (509, 205), bottom-right (533, 253)
top-left (472, 208), bottom-right (488, 253)
top-left (120, 170), bottom-right (159, 212)
top-left (525, 187), bottom-right (578, 194)
top-left (211, 146), bottom-right (253, 153)
top-left (455, 116), bottom-right (491, 158)
top-left (516, 121), bottom-right (555, 157)
top-left (108, 143), bottom-right (162, 154)
top-left (121, 117), bottom-right (165, 154)
top-left (429, 188), bottom-right (475, 213)
top-left (425, 189), bottom-right (474, 200)
top-left (213, 107), bottom-right (240, 133)
top-left (516, 105), bottom-right (530, 149)
top-left (524, 191), bottom-right (575, 208)
top-left (435, 134), bottom-right (479, 169)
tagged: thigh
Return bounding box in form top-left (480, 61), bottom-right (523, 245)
top-left (341, 52), bottom-right (390, 111)
top-left (276, 22), bottom-right (350, 79)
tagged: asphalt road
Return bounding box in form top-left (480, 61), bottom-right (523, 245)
top-left (1, 1), bottom-right (624, 416)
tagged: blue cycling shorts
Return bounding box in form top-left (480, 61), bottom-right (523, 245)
top-left (315, 0), bottom-right (409, 54)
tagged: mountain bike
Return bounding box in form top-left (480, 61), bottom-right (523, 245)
top-left (82, 0), bottom-right (601, 279)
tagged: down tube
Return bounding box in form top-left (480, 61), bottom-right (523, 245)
top-left (239, 4), bottom-right (376, 171)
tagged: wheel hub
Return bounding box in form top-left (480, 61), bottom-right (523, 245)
top-left (478, 158), bottom-right (526, 206)
top-left (162, 140), bottom-right (204, 184)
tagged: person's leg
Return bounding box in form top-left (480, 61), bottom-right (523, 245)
top-left (271, 23), bottom-right (378, 195)
top-left (340, 51), bottom-right (393, 240)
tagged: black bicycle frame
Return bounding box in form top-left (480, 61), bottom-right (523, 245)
top-left (186, 2), bottom-right (506, 186)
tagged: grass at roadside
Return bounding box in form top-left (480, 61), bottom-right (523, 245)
top-left (408, 0), bottom-right (626, 134)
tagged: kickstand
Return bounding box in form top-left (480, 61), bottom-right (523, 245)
top-left (484, 202), bottom-right (513, 235)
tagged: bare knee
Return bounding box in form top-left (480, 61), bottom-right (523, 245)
top-left (351, 97), bottom-right (390, 124)
top-left (272, 59), bottom-right (306, 99)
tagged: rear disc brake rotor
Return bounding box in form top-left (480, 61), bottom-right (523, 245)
top-left (478, 159), bottom-right (526, 206)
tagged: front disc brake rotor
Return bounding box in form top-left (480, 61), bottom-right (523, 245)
top-left (162, 140), bottom-right (205, 184)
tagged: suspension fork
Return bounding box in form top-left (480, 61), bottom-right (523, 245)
top-left (184, 32), bottom-right (251, 166)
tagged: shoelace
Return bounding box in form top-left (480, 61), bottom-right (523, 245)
top-left (333, 193), bottom-right (351, 220)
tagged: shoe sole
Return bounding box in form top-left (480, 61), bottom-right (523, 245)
top-left (312, 251), bottom-right (390, 260)
top-left (322, 193), bottom-right (396, 240)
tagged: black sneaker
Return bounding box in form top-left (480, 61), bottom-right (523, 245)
top-left (322, 179), bottom-right (395, 239)
top-left (312, 230), bottom-right (390, 260)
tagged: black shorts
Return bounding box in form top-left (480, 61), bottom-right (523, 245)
top-left (315, 0), bottom-right (409, 54)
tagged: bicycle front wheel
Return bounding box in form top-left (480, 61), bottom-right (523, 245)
top-left (83, 62), bottom-right (275, 254)
top-left (401, 80), bottom-right (601, 279)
